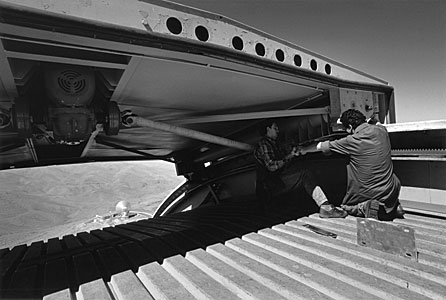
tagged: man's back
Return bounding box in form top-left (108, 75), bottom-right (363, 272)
top-left (326, 123), bottom-right (400, 209)
top-left (347, 123), bottom-right (394, 187)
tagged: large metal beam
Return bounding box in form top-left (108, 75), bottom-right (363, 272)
top-left (124, 116), bottom-right (253, 151)
top-left (177, 107), bottom-right (329, 124)
top-left (4, 51), bottom-right (127, 69)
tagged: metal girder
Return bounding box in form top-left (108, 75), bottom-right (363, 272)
top-left (0, 23), bottom-right (338, 94)
top-left (4, 50), bottom-right (127, 70)
top-left (177, 107), bottom-right (329, 124)
top-left (0, 0), bottom-right (388, 85)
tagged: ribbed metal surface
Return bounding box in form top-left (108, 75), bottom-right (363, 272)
top-left (1, 198), bottom-right (445, 300)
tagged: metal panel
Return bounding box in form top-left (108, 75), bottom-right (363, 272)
top-left (339, 88), bottom-right (374, 119)
top-left (357, 218), bottom-right (418, 261)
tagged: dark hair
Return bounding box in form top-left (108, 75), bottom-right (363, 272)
top-left (258, 119), bottom-right (276, 136)
top-left (340, 109), bottom-right (366, 130)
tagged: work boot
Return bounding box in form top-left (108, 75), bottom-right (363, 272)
top-left (360, 200), bottom-right (380, 219)
top-left (341, 204), bottom-right (361, 216)
top-left (319, 204), bottom-right (347, 218)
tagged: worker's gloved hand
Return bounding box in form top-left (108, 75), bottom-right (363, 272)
top-left (288, 146), bottom-right (298, 157)
top-left (292, 146), bottom-right (307, 156)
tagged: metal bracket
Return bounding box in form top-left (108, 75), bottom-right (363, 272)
top-left (357, 218), bottom-right (418, 261)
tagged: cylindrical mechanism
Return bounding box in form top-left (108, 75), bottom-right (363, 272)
top-left (125, 116), bottom-right (253, 151)
top-left (104, 101), bottom-right (120, 135)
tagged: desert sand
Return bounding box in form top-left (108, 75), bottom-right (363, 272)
top-left (0, 160), bottom-right (184, 250)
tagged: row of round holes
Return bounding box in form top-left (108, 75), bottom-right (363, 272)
top-left (166, 17), bottom-right (332, 75)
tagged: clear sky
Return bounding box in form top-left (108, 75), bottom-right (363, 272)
top-left (171, 0), bottom-right (445, 123)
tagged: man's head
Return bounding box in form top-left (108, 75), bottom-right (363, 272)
top-left (259, 119), bottom-right (279, 140)
top-left (340, 109), bottom-right (366, 134)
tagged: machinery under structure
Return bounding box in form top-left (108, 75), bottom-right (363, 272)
top-left (0, 0), bottom-right (445, 299)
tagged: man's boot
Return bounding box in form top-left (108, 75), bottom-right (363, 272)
top-left (359, 200), bottom-right (380, 219)
top-left (319, 203), bottom-right (348, 218)
top-left (341, 204), bottom-right (362, 217)
top-left (342, 200), bottom-right (380, 219)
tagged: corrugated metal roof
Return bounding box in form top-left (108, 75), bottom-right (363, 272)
top-left (1, 198), bottom-right (445, 299)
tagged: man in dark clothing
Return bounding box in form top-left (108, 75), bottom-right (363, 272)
top-left (317, 109), bottom-right (404, 220)
top-left (254, 120), bottom-right (347, 218)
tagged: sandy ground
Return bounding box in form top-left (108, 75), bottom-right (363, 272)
top-left (0, 161), bottom-right (185, 250)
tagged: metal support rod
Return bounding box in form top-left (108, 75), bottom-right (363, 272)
top-left (207, 184), bottom-right (220, 204)
top-left (81, 124), bottom-right (102, 158)
top-left (95, 138), bottom-right (173, 162)
top-left (124, 116), bottom-right (254, 151)
top-left (26, 137), bottom-right (38, 163)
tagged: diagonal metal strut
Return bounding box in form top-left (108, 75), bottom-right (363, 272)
top-left (124, 116), bottom-right (254, 151)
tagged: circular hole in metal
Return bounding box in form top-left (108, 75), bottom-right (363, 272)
top-left (310, 59), bottom-right (318, 71)
top-left (255, 43), bottom-right (265, 56)
top-left (195, 25), bottom-right (209, 42)
top-left (294, 54), bottom-right (302, 67)
top-left (276, 49), bottom-right (285, 62)
top-left (406, 252), bottom-right (412, 257)
top-left (232, 36), bottom-right (243, 50)
top-left (166, 17), bottom-right (182, 35)
top-left (325, 63), bottom-right (332, 75)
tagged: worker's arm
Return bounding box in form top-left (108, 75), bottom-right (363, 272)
top-left (257, 143), bottom-right (286, 172)
top-left (317, 135), bottom-right (357, 156)
top-left (292, 143), bottom-right (321, 156)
